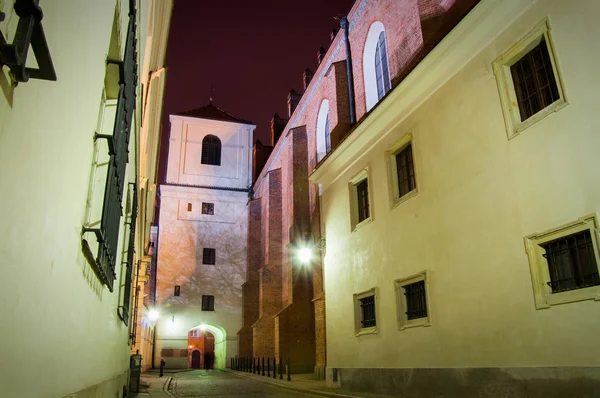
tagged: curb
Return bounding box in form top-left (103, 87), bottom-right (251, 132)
top-left (222, 369), bottom-right (365, 398)
top-left (163, 376), bottom-right (177, 398)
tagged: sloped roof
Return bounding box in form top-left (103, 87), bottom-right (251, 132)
top-left (174, 103), bottom-right (253, 125)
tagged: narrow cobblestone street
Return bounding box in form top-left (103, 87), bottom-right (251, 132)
top-left (168, 370), bottom-right (330, 397)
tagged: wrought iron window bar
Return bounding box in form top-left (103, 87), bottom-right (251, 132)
top-left (118, 183), bottom-right (137, 326)
top-left (404, 280), bottom-right (427, 320)
top-left (81, 0), bottom-right (138, 291)
top-left (360, 295), bottom-right (376, 328)
top-left (541, 230), bottom-right (600, 293)
top-left (0, 0), bottom-right (56, 83)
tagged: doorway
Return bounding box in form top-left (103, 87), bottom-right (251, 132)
top-left (191, 350), bottom-right (201, 369)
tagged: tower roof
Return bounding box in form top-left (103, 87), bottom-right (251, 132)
top-left (174, 103), bottom-right (253, 125)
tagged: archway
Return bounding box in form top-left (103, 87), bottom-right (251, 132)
top-left (187, 323), bottom-right (227, 369)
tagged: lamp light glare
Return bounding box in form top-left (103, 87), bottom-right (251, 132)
top-left (200, 324), bottom-right (207, 331)
top-left (298, 247), bottom-right (312, 264)
top-left (148, 310), bottom-right (159, 322)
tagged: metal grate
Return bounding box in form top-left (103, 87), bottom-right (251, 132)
top-left (404, 280), bottom-right (427, 320)
top-left (396, 144), bottom-right (416, 198)
top-left (359, 295), bottom-right (376, 328)
top-left (541, 230), bottom-right (600, 293)
top-left (356, 179), bottom-right (370, 223)
top-left (202, 295), bottom-right (215, 311)
top-left (510, 38), bottom-right (559, 122)
top-left (203, 248), bottom-right (216, 265)
top-left (202, 202), bottom-right (215, 215)
top-left (174, 285), bottom-right (181, 297)
top-left (201, 135), bottom-right (222, 165)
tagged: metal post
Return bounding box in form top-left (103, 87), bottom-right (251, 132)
top-left (273, 357), bottom-right (277, 379)
top-left (267, 357), bottom-right (270, 377)
top-left (262, 357), bottom-right (265, 376)
top-left (279, 356), bottom-right (283, 380)
top-left (287, 358), bottom-right (291, 381)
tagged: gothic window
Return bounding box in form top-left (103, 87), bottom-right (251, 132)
top-left (375, 31), bottom-right (391, 101)
top-left (201, 135), bottom-right (221, 166)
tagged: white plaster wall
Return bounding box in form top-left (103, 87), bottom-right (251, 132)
top-left (155, 185), bottom-right (248, 367)
top-left (0, 1), bottom-right (147, 396)
top-left (321, 0), bottom-right (600, 370)
top-left (166, 115), bottom-right (254, 189)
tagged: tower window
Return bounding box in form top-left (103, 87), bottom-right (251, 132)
top-left (201, 135), bottom-right (222, 166)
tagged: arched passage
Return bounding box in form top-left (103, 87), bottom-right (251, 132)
top-left (188, 323), bottom-right (227, 369)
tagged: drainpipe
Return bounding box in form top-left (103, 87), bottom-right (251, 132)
top-left (341, 16), bottom-right (356, 125)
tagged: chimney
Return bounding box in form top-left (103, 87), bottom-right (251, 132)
top-left (287, 89), bottom-right (301, 118)
top-left (317, 47), bottom-right (326, 65)
top-left (252, 139), bottom-right (274, 183)
top-left (330, 28), bottom-right (338, 42)
top-left (270, 113), bottom-right (288, 146)
top-left (303, 68), bottom-right (314, 91)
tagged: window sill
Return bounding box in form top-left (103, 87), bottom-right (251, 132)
top-left (352, 217), bottom-right (373, 233)
top-left (355, 326), bottom-right (378, 337)
top-left (399, 317), bottom-right (431, 331)
top-left (391, 188), bottom-right (419, 210)
top-left (509, 99), bottom-right (568, 140)
top-left (542, 285), bottom-right (600, 307)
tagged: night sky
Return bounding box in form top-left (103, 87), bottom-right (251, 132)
top-left (159, 0), bottom-right (355, 183)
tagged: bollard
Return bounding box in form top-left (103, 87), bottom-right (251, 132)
top-left (252, 357), bottom-right (255, 374)
top-left (267, 357), bottom-right (270, 377)
top-left (262, 357), bottom-right (265, 376)
top-left (273, 357), bottom-right (277, 379)
top-left (287, 358), bottom-right (291, 381)
top-left (279, 356), bottom-right (283, 380)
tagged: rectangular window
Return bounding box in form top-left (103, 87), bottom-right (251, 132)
top-left (202, 202), bottom-right (214, 215)
top-left (395, 271), bottom-right (432, 330)
top-left (187, 203), bottom-right (192, 212)
top-left (404, 280), bottom-right (427, 320)
top-left (541, 230), bottom-right (600, 294)
top-left (202, 295), bottom-right (215, 311)
top-left (524, 214), bottom-right (600, 309)
top-left (202, 248), bottom-right (216, 265)
top-left (493, 19), bottom-right (567, 139)
top-left (356, 179), bottom-right (370, 223)
top-left (395, 144), bottom-right (416, 199)
top-left (359, 295), bottom-right (376, 328)
top-left (510, 38), bottom-right (559, 122)
top-left (174, 285), bottom-right (181, 296)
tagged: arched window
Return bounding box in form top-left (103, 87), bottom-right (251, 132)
top-left (363, 22), bottom-right (391, 112)
top-left (375, 31), bottom-right (391, 101)
top-left (316, 100), bottom-right (330, 162)
top-left (201, 135), bottom-right (221, 166)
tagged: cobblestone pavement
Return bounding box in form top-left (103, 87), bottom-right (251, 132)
top-left (169, 369), bottom-right (328, 397)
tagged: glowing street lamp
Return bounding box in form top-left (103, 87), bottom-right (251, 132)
top-left (148, 309), bottom-right (159, 322)
top-left (297, 247), bottom-right (313, 264)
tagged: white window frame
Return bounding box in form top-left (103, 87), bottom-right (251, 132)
top-left (395, 270), bottom-right (432, 330)
top-left (363, 21), bottom-right (389, 112)
top-left (385, 131), bottom-right (419, 209)
top-left (348, 166), bottom-right (373, 232)
top-left (353, 287), bottom-right (378, 336)
top-left (492, 18), bottom-right (567, 140)
top-left (524, 214), bottom-right (600, 310)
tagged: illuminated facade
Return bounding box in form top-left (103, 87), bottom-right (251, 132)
top-left (154, 105), bottom-right (254, 369)
top-left (0, 0), bottom-right (172, 396)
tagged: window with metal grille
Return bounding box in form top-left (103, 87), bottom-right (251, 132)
top-left (324, 115), bottom-right (331, 154)
top-left (404, 280), bottom-right (427, 320)
top-left (510, 38), bottom-right (559, 122)
top-left (396, 144), bottom-right (416, 198)
top-left (375, 31), bottom-right (391, 101)
top-left (356, 179), bottom-right (370, 223)
top-left (540, 230), bottom-right (600, 293)
top-left (202, 202), bottom-right (214, 215)
top-left (203, 248), bottom-right (216, 265)
top-left (202, 295), bottom-right (215, 311)
top-left (201, 135), bottom-right (222, 165)
top-left (174, 285), bottom-right (181, 296)
top-left (81, 1), bottom-right (138, 291)
top-left (359, 295), bottom-right (376, 328)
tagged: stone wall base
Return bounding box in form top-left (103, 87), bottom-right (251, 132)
top-left (63, 369), bottom-right (129, 398)
top-left (326, 366), bottom-right (600, 398)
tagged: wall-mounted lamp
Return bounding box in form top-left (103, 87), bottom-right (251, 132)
top-left (148, 309), bottom-right (159, 322)
top-left (296, 233), bottom-right (326, 265)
